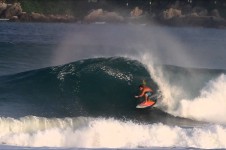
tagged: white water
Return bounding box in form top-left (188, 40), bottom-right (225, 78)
top-left (139, 53), bottom-right (226, 125)
top-left (178, 74), bottom-right (226, 124)
top-left (0, 116), bottom-right (226, 149)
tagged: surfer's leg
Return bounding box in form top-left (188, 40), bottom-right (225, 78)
top-left (144, 95), bottom-right (147, 102)
top-left (144, 93), bottom-right (149, 102)
top-left (145, 92), bottom-right (152, 102)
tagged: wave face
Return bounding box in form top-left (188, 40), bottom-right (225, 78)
top-left (0, 57), bottom-right (156, 119)
top-left (0, 57), bottom-right (226, 124)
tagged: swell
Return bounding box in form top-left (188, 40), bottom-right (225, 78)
top-left (0, 42), bottom-right (55, 76)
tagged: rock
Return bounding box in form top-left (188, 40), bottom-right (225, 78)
top-left (0, 2), bottom-right (7, 16)
top-left (19, 12), bottom-right (76, 22)
top-left (4, 3), bottom-right (22, 19)
top-left (0, 1), bottom-right (76, 22)
top-left (10, 15), bottom-right (18, 21)
top-left (189, 12), bottom-right (199, 17)
top-left (30, 12), bottom-right (48, 22)
top-left (160, 15), bottom-right (226, 28)
top-left (102, 11), bottom-right (124, 22)
top-left (161, 8), bottom-right (182, 20)
top-left (130, 7), bottom-right (143, 17)
top-left (210, 9), bottom-right (221, 18)
top-left (84, 9), bottom-right (103, 22)
top-left (192, 7), bottom-right (208, 17)
top-left (84, 8), bottom-right (124, 23)
top-left (19, 12), bottom-right (31, 21)
top-left (48, 14), bottom-right (75, 22)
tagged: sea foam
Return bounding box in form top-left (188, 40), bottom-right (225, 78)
top-left (0, 116), bottom-right (225, 149)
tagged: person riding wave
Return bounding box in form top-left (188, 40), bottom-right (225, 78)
top-left (135, 84), bottom-right (155, 104)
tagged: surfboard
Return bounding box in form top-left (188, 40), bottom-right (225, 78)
top-left (136, 100), bottom-right (156, 108)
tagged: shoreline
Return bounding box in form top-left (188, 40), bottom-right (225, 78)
top-left (1, 18), bottom-right (226, 30)
top-left (1, 1), bottom-right (226, 29)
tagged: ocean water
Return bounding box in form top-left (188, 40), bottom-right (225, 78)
top-left (0, 22), bottom-right (226, 149)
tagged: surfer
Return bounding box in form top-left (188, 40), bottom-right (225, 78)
top-left (135, 84), bottom-right (154, 103)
